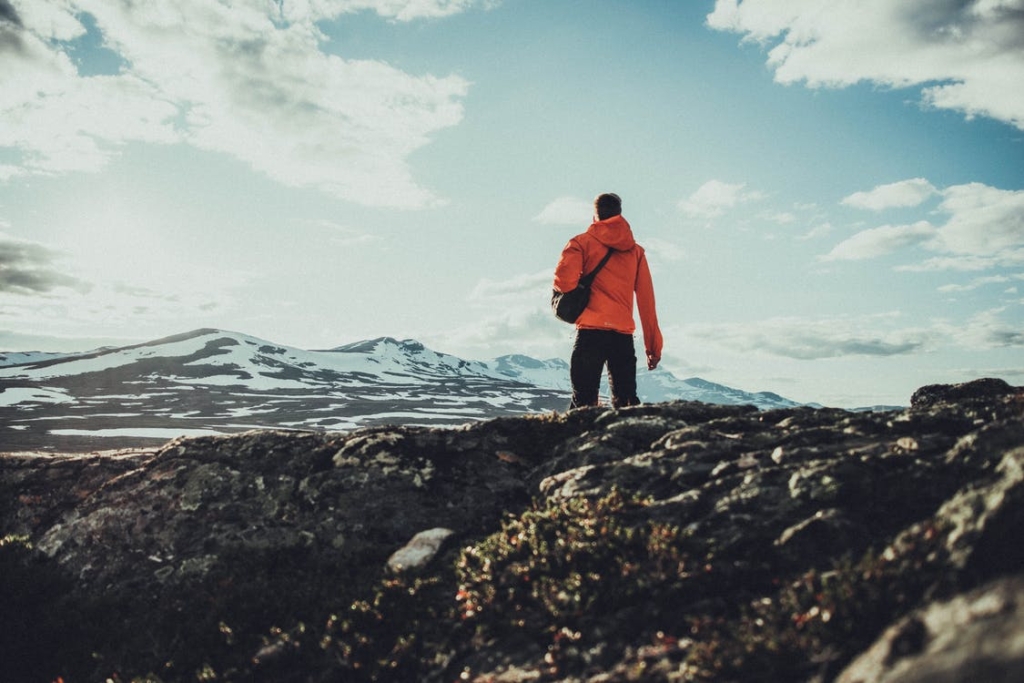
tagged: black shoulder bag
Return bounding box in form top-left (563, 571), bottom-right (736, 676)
top-left (551, 248), bottom-right (615, 324)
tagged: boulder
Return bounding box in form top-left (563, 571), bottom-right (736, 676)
top-left (836, 575), bottom-right (1024, 683)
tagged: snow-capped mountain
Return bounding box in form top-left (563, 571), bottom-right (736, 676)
top-left (490, 354), bottom-right (572, 392)
top-left (0, 328), bottom-right (802, 452)
top-left (640, 375), bottom-right (803, 410)
top-left (491, 356), bottom-right (801, 410)
top-left (0, 350), bottom-right (76, 367)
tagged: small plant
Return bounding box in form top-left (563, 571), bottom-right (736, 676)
top-left (455, 489), bottom-right (704, 677)
top-left (687, 520), bottom-right (952, 681)
top-left (319, 572), bottom-right (458, 681)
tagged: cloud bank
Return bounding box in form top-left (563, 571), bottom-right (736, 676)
top-left (534, 197), bottom-right (593, 226)
top-left (824, 181), bottom-right (1024, 269)
top-left (290, 0), bottom-right (496, 23)
top-left (679, 180), bottom-right (766, 218)
top-left (708, 0), bottom-right (1024, 131)
top-left (841, 178), bottom-right (938, 211)
top-left (822, 222), bottom-right (937, 262)
top-left (687, 314), bottom-right (933, 361)
top-left (1, 0), bottom-right (487, 208)
top-left (0, 235), bottom-right (84, 295)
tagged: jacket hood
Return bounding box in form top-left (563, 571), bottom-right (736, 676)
top-left (587, 214), bottom-right (636, 251)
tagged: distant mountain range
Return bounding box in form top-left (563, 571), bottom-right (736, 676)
top-left (0, 328), bottom-right (803, 452)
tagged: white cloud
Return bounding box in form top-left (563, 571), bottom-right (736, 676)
top-left (933, 182), bottom-right (1024, 256)
top-left (0, 12), bottom-right (178, 174)
top-left (821, 221), bottom-right (937, 261)
top-left (469, 269), bottom-right (551, 302)
top-left (798, 222), bottom-right (833, 241)
top-left (841, 178), bottom-right (938, 211)
top-left (641, 238), bottom-right (686, 263)
top-left (435, 267), bottom-right (572, 359)
top-left (0, 281), bottom-right (231, 343)
top-left (533, 197), bottom-right (593, 226)
top-left (707, 0), bottom-right (1024, 130)
top-left (280, 0), bottom-right (495, 23)
top-left (937, 274), bottom-right (1018, 293)
top-left (0, 225), bottom-right (239, 344)
top-left (945, 308), bottom-right (1024, 348)
top-left (426, 306), bottom-right (566, 361)
top-left (679, 179), bottom-right (766, 218)
top-left (1, 0), bottom-right (482, 208)
top-left (824, 181), bottom-right (1024, 267)
top-left (686, 313), bottom-right (934, 360)
top-left (0, 233), bottom-right (87, 295)
top-left (898, 253), bottom-right (1024, 272)
top-left (762, 211), bottom-right (796, 224)
top-left (6, 1), bottom-right (83, 41)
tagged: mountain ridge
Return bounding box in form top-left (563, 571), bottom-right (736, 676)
top-left (1, 328), bottom-right (811, 452)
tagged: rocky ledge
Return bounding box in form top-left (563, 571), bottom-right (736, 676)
top-left (1, 378), bottom-right (1023, 682)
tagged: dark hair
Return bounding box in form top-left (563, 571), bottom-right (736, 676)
top-left (595, 193), bottom-right (622, 220)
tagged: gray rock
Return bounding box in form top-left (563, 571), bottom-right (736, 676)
top-left (386, 527), bottom-right (455, 573)
top-left (837, 575), bottom-right (1024, 683)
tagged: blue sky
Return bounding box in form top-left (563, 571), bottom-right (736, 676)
top-left (1, 0), bottom-right (1022, 407)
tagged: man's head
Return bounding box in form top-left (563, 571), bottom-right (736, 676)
top-left (595, 193), bottom-right (622, 221)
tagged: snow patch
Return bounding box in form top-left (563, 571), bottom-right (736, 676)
top-left (49, 428), bottom-right (225, 438)
top-left (0, 387), bottom-right (75, 406)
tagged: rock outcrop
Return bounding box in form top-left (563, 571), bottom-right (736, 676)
top-left (1, 378), bottom-right (1022, 682)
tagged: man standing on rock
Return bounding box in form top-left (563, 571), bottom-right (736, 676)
top-left (553, 192), bottom-right (663, 409)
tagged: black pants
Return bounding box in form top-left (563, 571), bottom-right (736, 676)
top-left (569, 329), bottom-right (640, 409)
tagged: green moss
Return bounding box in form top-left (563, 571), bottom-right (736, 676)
top-left (109, 543), bottom-right (384, 681)
top-left (454, 489), bottom-right (706, 677)
top-left (319, 571), bottom-right (459, 680)
top-left (686, 520), bottom-right (952, 681)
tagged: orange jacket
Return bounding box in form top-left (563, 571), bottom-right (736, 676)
top-left (553, 215), bottom-right (663, 362)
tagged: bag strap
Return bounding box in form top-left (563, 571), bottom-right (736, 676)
top-left (579, 248), bottom-right (615, 287)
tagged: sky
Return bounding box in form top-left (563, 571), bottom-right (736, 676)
top-left (1, 0), bottom-right (1022, 408)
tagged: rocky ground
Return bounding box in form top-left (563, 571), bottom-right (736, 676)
top-left (1, 378), bottom-right (1022, 682)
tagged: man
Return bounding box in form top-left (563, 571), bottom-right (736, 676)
top-left (553, 192), bottom-right (663, 409)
